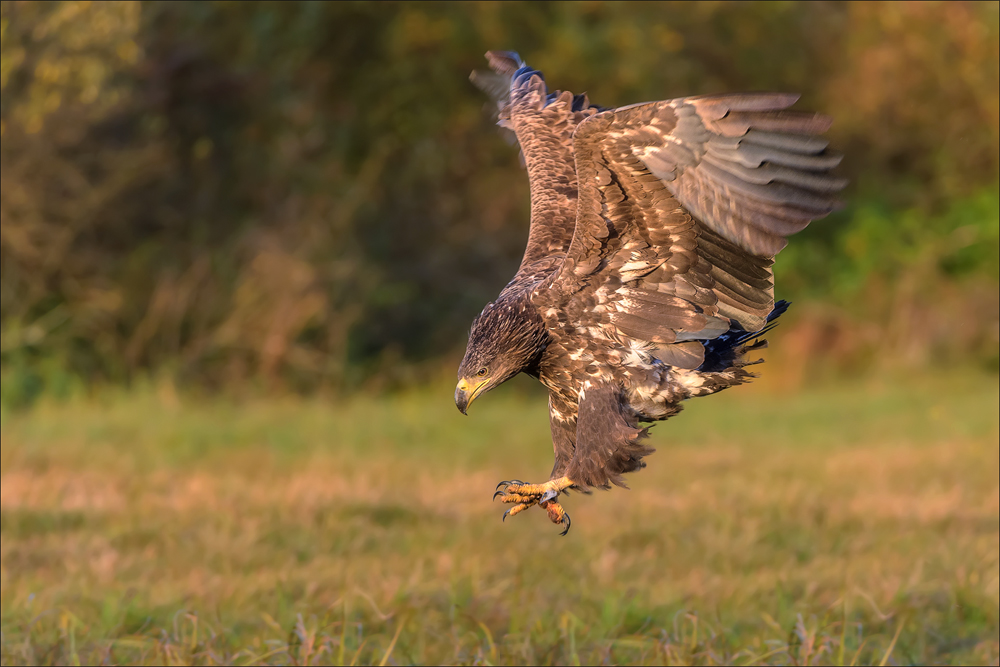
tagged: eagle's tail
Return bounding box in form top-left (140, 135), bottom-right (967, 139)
top-left (697, 300), bottom-right (790, 374)
top-left (744, 299), bottom-right (789, 338)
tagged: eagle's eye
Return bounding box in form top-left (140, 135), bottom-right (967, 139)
top-left (476, 367), bottom-right (489, 377)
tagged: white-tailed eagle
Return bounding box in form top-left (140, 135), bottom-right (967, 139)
top-left (455, 52), bottom-right (845, 534)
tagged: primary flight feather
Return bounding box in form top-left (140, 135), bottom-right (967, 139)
top-left (456, 52), bottom-right (845, 534)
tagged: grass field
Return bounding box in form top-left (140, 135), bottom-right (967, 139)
top-left (1, 370), bottom-right (997, 665)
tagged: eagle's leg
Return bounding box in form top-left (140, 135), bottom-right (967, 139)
top-left (563, 382), bottom-right (655, 489)
top-left (494, 476), bottom-right (574, 534)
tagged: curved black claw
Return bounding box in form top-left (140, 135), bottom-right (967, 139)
top-left (540, 489), bottom-right (558, 504)
top-left (558, 512), bottom-right (572, 536)
top-left (502, 508), bottom-right (511, 522)
top-left (495, 479), bottom-right (524, 491)
top-left (492, 489), bottom-right (505, 501)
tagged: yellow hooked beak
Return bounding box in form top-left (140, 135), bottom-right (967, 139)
top-left (455, 377), bottom-right (488, 415)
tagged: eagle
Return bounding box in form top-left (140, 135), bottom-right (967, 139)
top-left (455, 52), bottom-right (845, 534)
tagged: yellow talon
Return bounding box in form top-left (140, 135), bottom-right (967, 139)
top-left (504, 503), bottom-right (533, 519)
top-left (497, 492), bottom-right (537, 504)
top-left (542, 500), bottom-right (566, 523)
top-left (494, 476), bottom-right (574, 533)
top-left (500, 476), bottom-right (572, 497)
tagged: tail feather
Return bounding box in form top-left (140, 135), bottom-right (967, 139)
top-left (698, 300), bottom-right (790, 372)
top-left (734, 299), bottom-right (790, 345)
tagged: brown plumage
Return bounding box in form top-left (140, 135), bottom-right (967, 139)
top-left (455, 51), bottom-right (845, 534)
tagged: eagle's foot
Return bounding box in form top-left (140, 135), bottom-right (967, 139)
top-left (493, 476), bottom-right (573, 535)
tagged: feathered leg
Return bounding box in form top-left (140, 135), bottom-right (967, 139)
top-left (565, 382), bottom-right (654, 489)
top-left (494, 384), bottom-right (653, 533)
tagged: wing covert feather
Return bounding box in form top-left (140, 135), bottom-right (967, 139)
top-left (535, 92), bottom-right (844, 344)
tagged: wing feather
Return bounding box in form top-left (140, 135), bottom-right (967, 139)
top-left (534, 91), bottom-right (845, 348)
top-left (472, 53), bottom-right (604, 280)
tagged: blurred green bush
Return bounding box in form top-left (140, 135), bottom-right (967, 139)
top-left (1, 1), bottom-right (997, 400)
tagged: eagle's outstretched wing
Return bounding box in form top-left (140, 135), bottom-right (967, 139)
top-left (535, 90), bottom-right (846, 346)
top-left (472, 52), bottom-right (604, 279)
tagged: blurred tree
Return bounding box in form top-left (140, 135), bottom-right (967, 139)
top-left (1, 1), bottom-right (997, 400)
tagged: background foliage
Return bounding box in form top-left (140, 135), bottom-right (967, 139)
top-left (1, 1), bottom-right (998, 401)
top-left (2, 5), bottom-right (998, 665)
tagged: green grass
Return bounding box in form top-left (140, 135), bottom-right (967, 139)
top-left (1, 371), bottom-right (998, 665)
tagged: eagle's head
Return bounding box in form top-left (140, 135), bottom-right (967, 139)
top-left (455, 297), bottom-right (547, 414)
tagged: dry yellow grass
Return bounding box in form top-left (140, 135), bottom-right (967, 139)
top-left (1, 371), bottom-right (997, 664)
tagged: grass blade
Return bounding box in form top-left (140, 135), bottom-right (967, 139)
top-left (379, 619), bottom-right (405, 667)
top-left (878, 620), bottom-right (904, 667)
